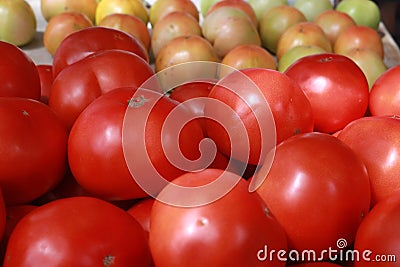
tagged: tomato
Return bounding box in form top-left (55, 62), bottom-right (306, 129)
top-left (0, 190), bottom-right (7, 242)
top-left (127, 197), bottom-right (155, 235)
top-left (0, 97), bottom-right (68, 205)
top-left (32, 169), bottom-right (92, 206)
top-left (0, 41), bottom-right (40, 100)
top-left (149, 169), bottom-right (287, 267)
top-left (52, 26), bottom-right (149, 77)
top-left (353, 189), bottom-right (400, 267)
top-left (256, 132), bottom-right (370, 260)
top-left (337, 115), bottom-right (400, 206)
top-left (3, 196), bottom-right (152, 266)
top-left (0, 204), bottom-right (36, 261)
top-left (36, 64), bottom-right (54, 105)
top-left (69, 87), bottom-right (205, 201)
top-left (43, 11), bottom-right (93, 56)
top-left (98, 13), bottom-right (151, 52)
top-left (204, 68), bottom-right (313, 167)
top-left (285, 53), bottom-right (369, 133)
top-left (206, 0), bottom-right (258, 28)
top-left (333, 25), bottom-right (384, 59)
top-left (369, 65), bottom-right (400, 116)
top-left (169, 79), bottom-right (216, 135)
top-left (48, 49), bottom-right (154, 130)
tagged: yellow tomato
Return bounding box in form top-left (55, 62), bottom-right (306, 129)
top-left (95, 0), bottom-right (149, 25)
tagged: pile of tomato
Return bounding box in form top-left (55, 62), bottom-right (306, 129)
top-left (0, 0), bottom-right (400, 266)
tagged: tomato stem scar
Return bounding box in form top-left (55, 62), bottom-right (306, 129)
top-left (128, 95), bottom-right (149, 108)
top-left (103, 255), bottom-right (115, 267)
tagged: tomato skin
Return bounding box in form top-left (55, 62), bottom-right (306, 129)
top-left (205, 68), bottom-right (314, 165)
top-left (3, 196), bottom-right (152, 266)
top-left (337, 115), bottom-right (400, 206)
top-left (169, 79), bottom-right (216, 135)
top-left (52, 26), bottom-right (149, 77)
top-left (0, 189), bottom-right (7, 242)
top-left (256, 132), bottom-right (370, 258)
top-left (369, 65), bottom-right (400, 116)
top-left (0, 97), bottom-right (69, 205)
top-left (149, 169), bottom-right (288, 267)
top-left (127, 197), bottom-right (155, 235)
top-left (68, 87), bottom-right (205, 201)
top-left (353, 190), bottom-right (400, 267)
top-left (285, 53), bottom-right (369, 133)
top-left (36, 64), bottom-right (54, 105)
top-left (48, 49), bottom-right (154, 130)
top-left (0, 204), bottom-right (36, 261)
top-left (0, 41), bottom-right (41, 100)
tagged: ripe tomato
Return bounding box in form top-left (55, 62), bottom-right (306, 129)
top-left (285, 53), bottom-right (369, 133)
top-left (353, 189), bottom-right (400, 267)
top-left (3, 196), bottom-right (152, 266)
top-left (0, 204), bottom-right (36, 261)
top-left (0, 189), bottom-right (6, 242)
top-left (32, 169), bottom-right (92, 206)
top-left (0, 41), bottom-right (40, 100)
top-left (369, 65), bottom-right (400, 116)
top-left (204, 68), bottom-right (313, 166)
top-left (36, 64), bottom-right (54, 105)
top-left (256, 132), bottom-right (370, 258)
top-left (48, 49), bottom-right (154, 130)
top-left (169, 79), bottom-right (216, 135)
top-left (52, 26), bottom-right (149, 77)
top-left (127, 197), bottom-right (155, 235)
top-left (0, 97), bottom-right (68, 205)
top-left (69, 87), bottom-right (205, 200)
top-left (149, 169), bottom-right (288, 267)
top-left (337, 115), bottom-right (400, 206)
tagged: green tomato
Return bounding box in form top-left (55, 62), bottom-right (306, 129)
top-left (278, 45), bottom-right (326, 72)
top-left (293, 0), bottom-right (333, 21)
top-left (248, 0), bottom-right (288, 21)
top-left (0, 0), bottom-right (37, 47)
top-left (200, 0), bottom-right (221, 18)
top-left (336, 0), bottom-right (381, 30)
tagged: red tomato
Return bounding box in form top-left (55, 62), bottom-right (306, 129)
top-left (204, 68), bottom-right (314, 166)
top-left (353, 189), bottom-right (400, 267)
top-left (169, 79), bottom-right (216, 135)
top-left (3, 196), bottom-right (152, 266)
top-left (36, 64), bottom-right (54, 105)
top-left (149, 169), bottom-right (288, 267)
top-left (32, 169), bottom-right (92, 205)
top-left (0, 41), bottom-right (40, 100)
top-left (0, 97), bottom-right (68, 205)
top-left (68, 87), bottom-right (205, 201)
top-left (48, 49), bottom-right (154, 130)
top-left (285, 53), bottom-right (369, 133)
top-left (256, 132), bottom-right (370, 259)
top-left (369, 65), bottom-right (400, 116)
top-left (0, 204), bottom-right (36, 261)
top-left (52, 26), bottom-right (149, 77)
top-left (127, 197), bottom-right (155, 235)
top-left (0, 189), bottom-right (7, 241)
top-left (337, 115), bottom-right (400, 206)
